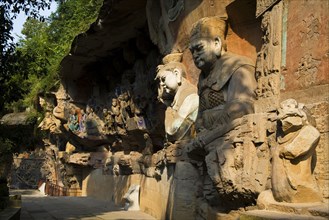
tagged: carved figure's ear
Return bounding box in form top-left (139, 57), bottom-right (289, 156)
top-left (214, 37), bottom-right (222, 57)
top-left (173, 68), bottom-right (182, 85)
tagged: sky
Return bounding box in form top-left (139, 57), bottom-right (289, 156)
top-left (12, 2), bottom-right (58, 42)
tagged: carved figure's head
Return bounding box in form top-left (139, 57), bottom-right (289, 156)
top-left (112, 98), bottom-right (118, 107)
top-left (155, 53), bottom-right (187, 104)
top-left (156, 61), bottom-right (187, 95)
top-left (278, 99), bottom-right (315, 134)
top-left (189, 17), bottom-right (227, 71)
top-left (69, 107), bottom-right (76, 115)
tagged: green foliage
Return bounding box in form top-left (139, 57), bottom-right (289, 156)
top-left (1, 0), bottom-right (103, 114)
top-left (0, 137), bottom-right (14, 155)
top-left (1, 0), bottom-right (55, 114)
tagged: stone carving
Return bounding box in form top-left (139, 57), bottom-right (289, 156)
top-left (110, 151), bottom-right (142, 176)
top-left (111, 98), bottom-right (126, 135)
top-left (294, 53), bottom-right (321, 88)
top-left (38, 112), bottom-right (61, 134)
top-left (146, 0), bottom-right (175, 54)
top-left (139, 133), bottom-right (158, 177)
top-left (256, 0), bottom-right (281, 18)
top-left (165, 0), bottom-right (184, 22)
top-left (102, 108), bottom-right (116, 135)
top-left (156, 53), bottom-right (199, 143)
top-left (68, 108), bottom-right (79, 132)
top-left (123, 184), bottom-right (140, 211)
top-left (186, 16), bottom-right (258, 202)
top-left (272, 99), bottom-right (322, 203)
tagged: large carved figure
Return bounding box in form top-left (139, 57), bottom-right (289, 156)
top-left (156, 53), bottom-right (199, 143)
top-left (186, 17), bottom-right (257, 199)
top-left (272, 99), bottom-right (322, 203)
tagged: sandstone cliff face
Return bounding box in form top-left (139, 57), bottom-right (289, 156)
top-left (37, 0), bottom-right (328, 219)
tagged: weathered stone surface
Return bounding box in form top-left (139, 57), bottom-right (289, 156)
top-left (307, 101), bottom-right (329, 201)
top-left (282, 0), bottom-right (329, 92)
top-left (69, 152), bottom-right (108, 168)
top-left (35, 0), bottom-right (329, 219)
top-left (257, 190), bottom-right (328, 219)
top-left (167, 162), bottom-right (200, 220)
top-left (240, 209), bottom-right (327, 220)
top-left (271, 99), bottom-right (322, 203)
top-left (256, 0), bottom-right (281, 18)
top-left (61, 0), bottom-right (148, 80)
top-left (0, 112), bottom-right (33, 126)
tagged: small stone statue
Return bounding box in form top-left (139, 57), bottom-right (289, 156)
top-left (102, 108), bottom-right (115, 135)
top-left (111, 98), bottom-right (126, 135)
top-left (272, 99), bottom-right (322, 203)
top-left (68, 108), bottom-right (79, 132)
top-left (123, 184), bottom-right (140, 211)
top-left (78, 109), bottom-right (87, 133)
top-left (156, 53), bottom-right (199, 142)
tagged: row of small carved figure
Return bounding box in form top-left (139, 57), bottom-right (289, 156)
top-left (67, 91), bottom-right (149, 136)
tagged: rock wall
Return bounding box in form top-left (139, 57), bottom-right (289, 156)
top-left (37, 0), bottom-right (329, 219)
top-left (280, 0), bottom-right (329, 202)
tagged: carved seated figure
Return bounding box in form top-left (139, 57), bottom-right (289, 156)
top-left (111, 98), bottom-right (126, 135)
top-left (186, 16), bottom-right (258, 203)
top-left (156, 53), bottom-right (199, 143)
top-left (78, 109), bottom-right (87, 133)
top-left (68, 108), bottom-right (79, 132)
top-left (271, 99), bottom-right (322, 203)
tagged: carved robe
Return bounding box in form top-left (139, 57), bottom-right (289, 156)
top-left (165, 81), bottom-right (199, 142)
top-left (196, 52), bottom-right (256, 132)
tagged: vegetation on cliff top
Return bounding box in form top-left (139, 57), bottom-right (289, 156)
top-left (0, 0), bottom-right (103, 115)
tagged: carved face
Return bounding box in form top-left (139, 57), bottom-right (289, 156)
top-left (112, 99), bottom-right (117, 106)
top-left (189, 38), bottom-right (221, 71)
top-left (159, 70), bottom-right (180, 95)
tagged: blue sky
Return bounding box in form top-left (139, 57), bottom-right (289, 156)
top-left (12, 2), bottom-right (58, 42)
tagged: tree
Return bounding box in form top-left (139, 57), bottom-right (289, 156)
top-left (0, 0), bottom-right (53, 114)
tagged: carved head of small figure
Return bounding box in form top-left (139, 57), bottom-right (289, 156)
top-left (278, 99), bottom-right (314, 134)
top-left (189, 17), bottom-right (227, 72)
top-left (69, 107), bottom-right (76, 115)
top-left (112, 98), bottom-right (118, 107)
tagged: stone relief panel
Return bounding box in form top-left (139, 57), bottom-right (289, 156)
top-left (254, 1), bottom-right (282, 113)
top-left (256, 0), bottom-right (281, 18)
top-left (283, 0), bottom-right (329, 92)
